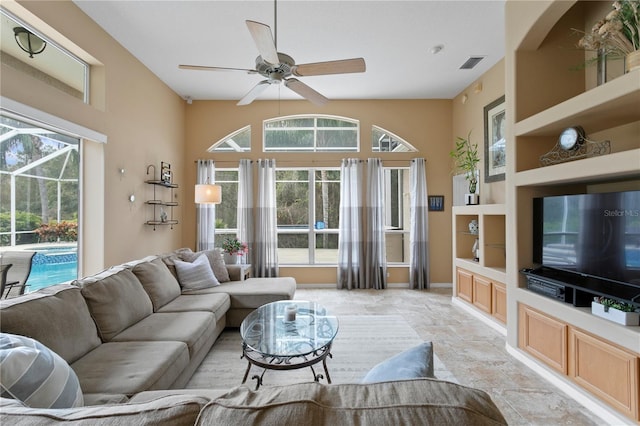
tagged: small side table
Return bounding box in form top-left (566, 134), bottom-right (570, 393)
top-left (227, 264), bottom-right (252, 281)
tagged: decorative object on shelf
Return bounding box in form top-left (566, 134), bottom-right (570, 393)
top-left (627, 49), bottom-right (640, 72)
top-left (574, 0), bottom-right (640, 73)
top-left (471, 238), bottom-right (480, 262)
top-left (222, 237), bottom-right (248, 264)
top-left (483, 95), bottom-right (506, 183)
top-left (449, 131), bottom-right (480, 205)
top-left (160, 208), bottom-right (168, 223)
top-left (591, 297), bottom-right (640, 326)
top-left (597, 48), bottom-right (607, 85)
top-left (468, 219), bottom-right (479, 235)
top-left (428, 195), bottom-right (445, 211)
top-left (161, 162), bottom-right (172, 184)
top-left (539, 126), bottom-right (611, 166)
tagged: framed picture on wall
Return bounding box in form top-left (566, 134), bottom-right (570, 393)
top-left (484, 95), bottom-right (506, 183)
top-left (428, 195), bottom-right (445, 211)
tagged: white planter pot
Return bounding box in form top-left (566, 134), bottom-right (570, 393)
top-left (223, 253), bottom-right (239, 265)
top-left (591, 302), bottom-right (640, 326)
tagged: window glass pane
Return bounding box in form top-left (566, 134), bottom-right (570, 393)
top-left (386, 232), bottom-right (409, 263)
top-left (317, 118), bottom-right (356, 127)
top-left (317, 129), bottom-right (358, 149)
top-left (372, 125), bottom-right (417, 152)
top-left (214, 170), bottom-right (238, 230)
top-left (214, 231), bottom-right (236, 248)
top-left (0, 10), bottom-right (88, 102)
top-left (276, 170), bottom-right (308, 227)
top-left (209, 126), bottom-right (250, 152)
top-left (266, 118), bottom-right (314, 128)
top-left (315, 233), bottom-right (339, 263)
top-left (0, 113), bottom-right (80, 290)
top-left (265, 129), bottom-right (313, 150)
top-left (277, 233), bottom-right (308, 264)
top-left (314, 170), bottom-right (340, 230)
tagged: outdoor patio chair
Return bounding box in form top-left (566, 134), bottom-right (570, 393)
top-left (1, 251), bottom-right (35, 299)
top-left (1, 263), bottom-right (13, 299)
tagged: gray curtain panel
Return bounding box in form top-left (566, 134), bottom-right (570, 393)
top-left (254, 159), bottom-right (279, 277)
top-left (337, 158), bottom-right (365, 289)
top-left (365, 158), bottom-right (387, 289)
top-left (410, 158), bottom-right (430, 289)
top-left (237, 159), bottom-right (254, 267)
top-left (196, 159), bottom-right (216, 251)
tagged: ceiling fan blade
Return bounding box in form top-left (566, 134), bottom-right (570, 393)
top-left (293, 58), bottom-right (366, 77)
top-left (237, 80), bottom-right (271, 106)
top-left (246, 20), bottom-right (279, 65)
top-left (284, 78), bottom-right (328, 106)
top-left (179, 64), bottom-right (257, 74)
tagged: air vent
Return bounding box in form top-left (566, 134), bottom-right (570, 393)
top-left (459, 56), bottom-right (485, 70)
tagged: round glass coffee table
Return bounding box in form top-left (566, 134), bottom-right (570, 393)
top-left (240, 300), bottom-right (339, 389)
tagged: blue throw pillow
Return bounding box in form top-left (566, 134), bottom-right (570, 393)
top-left (361, 341), bottom-right (435, 383)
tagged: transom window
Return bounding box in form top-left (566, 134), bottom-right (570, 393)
top-left (209, 126), bottom-right (251, 153)
top-left (264, 115), bottom-right (359, 152)
top-left (372, 125), bottom-right (417, 152)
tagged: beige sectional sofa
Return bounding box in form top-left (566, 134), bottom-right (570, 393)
top-left (0, 249), bottom-right (296, 404)
top-left (0, 248), bottom-right (507, 425)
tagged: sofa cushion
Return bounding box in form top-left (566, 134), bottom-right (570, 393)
top-left (181, 248), bottom-right (230, 283)
top-left (110, 311), bottom-right (216, 358)
top-left (185, 277), bottom-right (296, 309)
top-left (71, 341), bottom-right (189, 395)
top-left (0, 284), bottom-right (101, 364)
top-left (79, 268), bottom-right (153, 342)
top-left (198, 380), bottom-right (507, 425)
top-left (158, 293), bottom-right (230, 322)
top-left (132, 257), bottom-right (181, 311)
top-left (0, 333), bottom-right (84, 409)
top-left (0, 394), bottom-right (208, 426)
top-left (361, 341), bottom-right (435, 383)
top-left (174, 254), bottom-right (220, 291)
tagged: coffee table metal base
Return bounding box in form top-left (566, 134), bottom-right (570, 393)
top-left (241, 342), bottom-right (333, 390)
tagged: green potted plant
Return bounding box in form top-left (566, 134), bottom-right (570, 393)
top-left (591, 296), bottom-right (640, 326)
top-left (449, 131), bottom-right (480, 205)
top-left (221, 237), bottom-right (248, 264)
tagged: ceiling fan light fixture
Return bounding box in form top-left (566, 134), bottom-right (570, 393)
top-left (13, 27), bottom-right (47, 58)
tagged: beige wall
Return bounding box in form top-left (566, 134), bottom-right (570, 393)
top-left (184, 99), bottom-right (454, 284)
top-left (2, 1), bottom-right (506, 286)
top-left (452, 59), bottom-right (506, 205)
top-left (2, 1), bottom-right (186, 273)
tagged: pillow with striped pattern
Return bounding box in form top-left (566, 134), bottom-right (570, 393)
top-left (174, 253), bottom-right (220, 291)
top-left (0, 333), bottom-right (83, 408)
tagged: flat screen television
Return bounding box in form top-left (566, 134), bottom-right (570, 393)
top-left (532, 190), bottom-right (640, 304)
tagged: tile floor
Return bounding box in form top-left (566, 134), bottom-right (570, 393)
top-left (294, 287), bottom-right (605, 426)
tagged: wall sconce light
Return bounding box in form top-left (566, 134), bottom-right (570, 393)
top-left (13, 27), bottom-right (47, 58)
top-left (195, 184), bottom-right (221, 204)
top-left (473, 82), bottom-right (483, 94)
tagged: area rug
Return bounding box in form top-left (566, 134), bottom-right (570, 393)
top-left (186, 315), bottom-right (454, 390)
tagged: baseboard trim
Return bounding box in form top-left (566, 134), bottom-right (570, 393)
top-left (506, 344), bottom-right (635, 426)
top-left (451, 297), bottom-right (506, 336)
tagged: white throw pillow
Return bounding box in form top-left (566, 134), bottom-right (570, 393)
top-left (174, 254), bottom-right (220, 291)
top-left (0, 333), bottom-right (84, 408)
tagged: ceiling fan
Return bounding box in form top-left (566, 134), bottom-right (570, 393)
top-left (178, 2), bottom-right (366, 106)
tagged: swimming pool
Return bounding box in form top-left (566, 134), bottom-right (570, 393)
top-left (26, 246), bottom-right (78, 292)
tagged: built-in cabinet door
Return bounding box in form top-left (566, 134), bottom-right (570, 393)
top-left (569, 328), bottom-right (639, 421)
top-left (492, 282), bottom-right (507, 323)
top-left (472, 275), bottom-right (492, 313)
top-left (456, 268), bottom-right (473, 303)
top-left (518, 305), bottom-right (568, 374)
